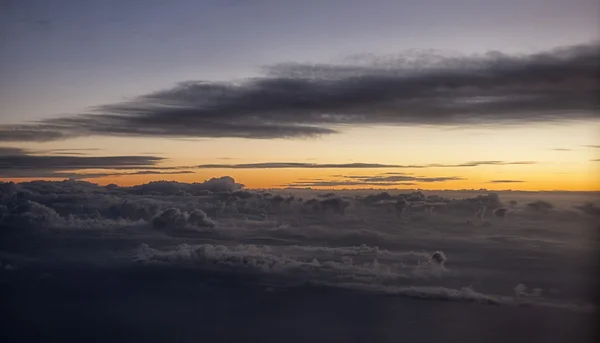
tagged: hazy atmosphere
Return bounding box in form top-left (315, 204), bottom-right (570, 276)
top-left (1, 1), bottom-right (599, 342)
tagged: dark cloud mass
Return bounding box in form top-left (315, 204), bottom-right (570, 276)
top-left (0, 43), bottom-right (598, 142)
top-left (0, 177), bottom-right (597, 343)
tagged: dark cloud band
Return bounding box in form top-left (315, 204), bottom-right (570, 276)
top-left (0, 43), bottom-right (597, 142)
top-left (0, 147), bottom-right (171, 179)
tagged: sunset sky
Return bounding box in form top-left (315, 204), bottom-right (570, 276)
top-left (1, 0), bottom-right (599, 190)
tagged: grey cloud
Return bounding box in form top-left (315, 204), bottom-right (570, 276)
top-left (152, 208), bottom-right (215, 230)
top-left (0, 126), bottom-right (75, 142)
top-left (285, 181), bottom-right (416, 187)
top-left (285, 173), bottom-right (464, 188)
top-left (0, 147), bottom-right (101, 157)
top-left (197, 163), bottom-right (403, 169)
top-left (0, 174), bottom-right (595, 323)
top-left (0, 43), bottom-right (598, 142)
top-left (575, 202), bottom-right (600, 217)
top-left (196, 161), bottom-right (535, 169)
top-left (450, 161), bottom-right (536, 167)
top-left (0, 154), bottom-right (162, 170)
top-left (0, 147), bottom-right (27, 155)
top-left (67, 170), bottom-right (196, 179)
top-left (115, 170), bottom-right (194, 176)
top-left (526, 200), bottom-right (554, 212)
top-left (358, 175), bottom-right (465, 183)
top-left (0, 147), bottom-right (170, 179)
top-left (127, 177), bottom-right (243, 195)
top-left (0, 170), bottom-right (193, 180)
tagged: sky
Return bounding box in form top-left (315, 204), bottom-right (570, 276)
top-left (0, 0), bottom-right (599, 190)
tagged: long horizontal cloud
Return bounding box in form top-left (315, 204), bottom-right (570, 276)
top-left (0, 147), bottom-right (180, 178)
top-left (358, 175), bottom-right (465, 182)
top-left (285, 181), bottom-right (417, 187)
top-left (0, 43), bottom-right (598, 142)
top-left (197, 163), bottom-right (403, 169)
top-left (285, 173), bottom-right (464, 187)
top-left (487, 180), bottom-right (525, 183)
top-left (196, 161), bottom-right (536, 169)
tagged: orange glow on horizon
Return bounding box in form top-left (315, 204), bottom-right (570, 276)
top-left (2, 164), bottom-right (599, 191)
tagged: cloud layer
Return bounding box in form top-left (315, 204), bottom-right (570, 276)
top-left (0, 178), bottom-right (597, 315)
top-left (0, 43), bottom-right (598, 142)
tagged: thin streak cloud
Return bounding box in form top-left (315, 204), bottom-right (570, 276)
top-left (0, 147), bottom-right (173, 179)
top-left (195, 161), bottom-right (537, 169)
top-left (487, 180), bottom-right (526, 183)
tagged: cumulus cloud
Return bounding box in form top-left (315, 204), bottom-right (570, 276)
top-left (526, 200), bottom-right (554, 212)
top-left (0, 43), bottom-right (597, 142)
top-left (152, 208), bottom-right (215, 230)
top-left (0, 200), bottom-right (63, 230)
top-left (133, 242), bottom-right (439, 284)
top-left (574, 202), bottom-right (600, 217)
top-left (305, 197), bottom-right (351, 215)
top-left (429, 251), bottom-right (447, 265)
top-left (0, 177), bottom-right (243, 230)
top-left (128, 177), bottom-right (243, 195)
top-left (493, 208), bottom-right (509, 217)
top-left (0, 177), bottom-right (596, 317)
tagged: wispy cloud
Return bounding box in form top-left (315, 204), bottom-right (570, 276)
top-left (195, 161), bottom-right (536, 169)
top-left (285, 173), bottom-right (464, 188)
top-left (197, 163), bottom-right (402, 169)
top-left (284, 180), bottom-right (417, 187)
top-left (0, 43), bottom-right (597, 142)
top-left (0, 146), bottom-right (183, 179)
top-left (358, 175), bottom-right (465, 183)
top-left (487, 180), bottom-right (526, 183)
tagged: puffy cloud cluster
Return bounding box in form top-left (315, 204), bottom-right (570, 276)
top-left (0, 178), bottom-right (596, 315)
top-left (574, 202), bottom-right (600, 217)
top-left (0, 177), bottom-right (239, 230)
top-left (429, 251), bottom-right (447, 266)
top-left (127, 177), bottom-right (244, 195)
top-left (152, 208), bottom-right (215, 230)
top-left (134, 242), bottom-right (441, 284)
top-left (0, 200), bottom-right (63, 230)
top-left (526, 200), bottom-right (554, 213)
